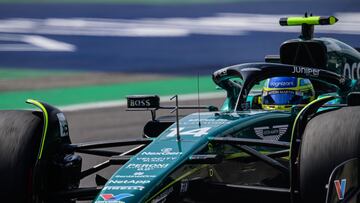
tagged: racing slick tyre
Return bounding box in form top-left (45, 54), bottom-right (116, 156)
top-left (0, 110), bottom-right (42, 202)
top-left (299, 106), bottom-right (360, 202)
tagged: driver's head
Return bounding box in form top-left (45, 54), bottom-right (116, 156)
top-left (261, 77), bottom-right (315, 111)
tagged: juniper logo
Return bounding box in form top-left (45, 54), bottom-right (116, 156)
top-left (343, 62), bottom-right (360, 79)
top-left (292, 66), bottom-right (320, 77)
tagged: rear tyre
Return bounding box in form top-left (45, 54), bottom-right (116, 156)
top-left (0, 110), bottom-right (42, 202)
top-left (299, 106), bottom-right (360, 202)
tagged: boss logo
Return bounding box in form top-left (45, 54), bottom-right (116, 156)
top-left (127, 95), bottom-right (160, 109)
top-left (129, 99), bottom-right (151, 107)
top-left (292, 66), bottom-right (320, 77)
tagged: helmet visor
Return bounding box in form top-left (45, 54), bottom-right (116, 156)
top-left (262, 90), bottom-right (304, 105)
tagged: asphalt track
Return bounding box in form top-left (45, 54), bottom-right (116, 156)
top-left (0, 0), bottom-right (359, 75)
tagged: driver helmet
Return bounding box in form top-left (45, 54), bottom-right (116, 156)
top-left (261, 77), bottom-right (315, 111)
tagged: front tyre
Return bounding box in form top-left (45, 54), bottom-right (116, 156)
top-left (299, 106), bottom-right (360, 202)
top-left (0, 110), bottom-right (42, 202)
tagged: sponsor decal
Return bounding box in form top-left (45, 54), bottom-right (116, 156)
top-left (268, 77), bottom-right (297, 88)
top-left (240, 67), bottom-right (261, 72)
top-left (108, 180), bottom-right (150, 184)
top-left (115, 172), bottom-right (156, 179)
top-left (343, 62), bottom-right (360, 79)
top-left (334, 179), bottom-right (346, 200)
top-left (292, 66), bottom-right (320, 77)
top-left (141, 148), bottom-right (182, 156)
top-left (100, 193), bottom-right (133, 201)
top-left (129, 99), bottom-right (151, 107)
top-left (134, 172), bottom-right (144, 176)
top-left (127, 95), bottom-right (160, 108)
top-left (269, 81), bottom-right (295, 88)
top-left (137, 157), bottom-right (177, 162)
top-left (56, 113), bottom-right (69, 137)
top-left (180, 179), bottom-right (189, 193)
top-left (254, 125), bottom-right (288, 140)
top-left (266, 90), bottom-right (295, 95)
top-left (126, 163), bottom-right (169, 171)
top-left (184, 118), bottom-right (229, 125)
top-left (103, 186), bottom-right (145, 191)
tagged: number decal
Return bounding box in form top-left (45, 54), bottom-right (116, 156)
top-left (166, 127), bottom-right (211, 137)
top-left (166, 127), bottom-right (185, 137)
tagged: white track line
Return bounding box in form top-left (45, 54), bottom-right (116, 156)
top-left (23, 35), bottom-right (76, 51)
top-left (0, 34), bottom-right (76, 52)
top-left (0, 12), bottom-right (359, 37)
top-left (60, 91), bottom-right (226, 112)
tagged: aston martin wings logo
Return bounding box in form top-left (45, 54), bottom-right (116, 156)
top-left (254, 125), bottom-right (288, 141)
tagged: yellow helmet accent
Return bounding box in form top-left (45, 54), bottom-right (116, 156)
top-left (261, 77), bottom-right (315, 111)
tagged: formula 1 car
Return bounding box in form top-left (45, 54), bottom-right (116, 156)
top-left (1, 15), bottom-right (360, 203)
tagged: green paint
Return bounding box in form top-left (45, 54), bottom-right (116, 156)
top-left (0, 76), bottom-right (218, 109)
top-left (0, 68), bottom-right (77, 80)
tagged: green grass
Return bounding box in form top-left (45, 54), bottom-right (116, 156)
top-left (0, 76), bottom-right (218, 109)
top-left (0, 75), bottom-right (266, 110)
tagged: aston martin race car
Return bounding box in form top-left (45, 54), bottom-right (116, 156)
top-left (1, 15), bottom-right (360, 203)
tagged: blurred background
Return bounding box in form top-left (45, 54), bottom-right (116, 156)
top-left (0, 0), bottom-right (359, 110)
top-left (0, 0), bottom-right (359, 195)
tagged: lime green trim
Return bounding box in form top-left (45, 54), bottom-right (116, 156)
top-left (225, 151), bottom-right (290, 160)
top-left (225, 152), bottom-right (250, 159)
top-left (284, 16), bottom-right (337, 26)
top-left (145, 164), bottom-right (208, 202)
top-left (289, 96), bottom-right (333, 157)
top-left (26, 99), bottom-right (49, 160)
top-left (286, 16), bottom-right (320, 26)
top-left (147, 149), bottom-right (288, 202)
top-left (329, 16), bottom-right (337, 25)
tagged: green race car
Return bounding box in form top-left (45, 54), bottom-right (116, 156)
top-left (1, 15), bottom-right (360, 203)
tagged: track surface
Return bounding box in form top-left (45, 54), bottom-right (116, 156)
top-left (0, 0), bottom-right (359, 75)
